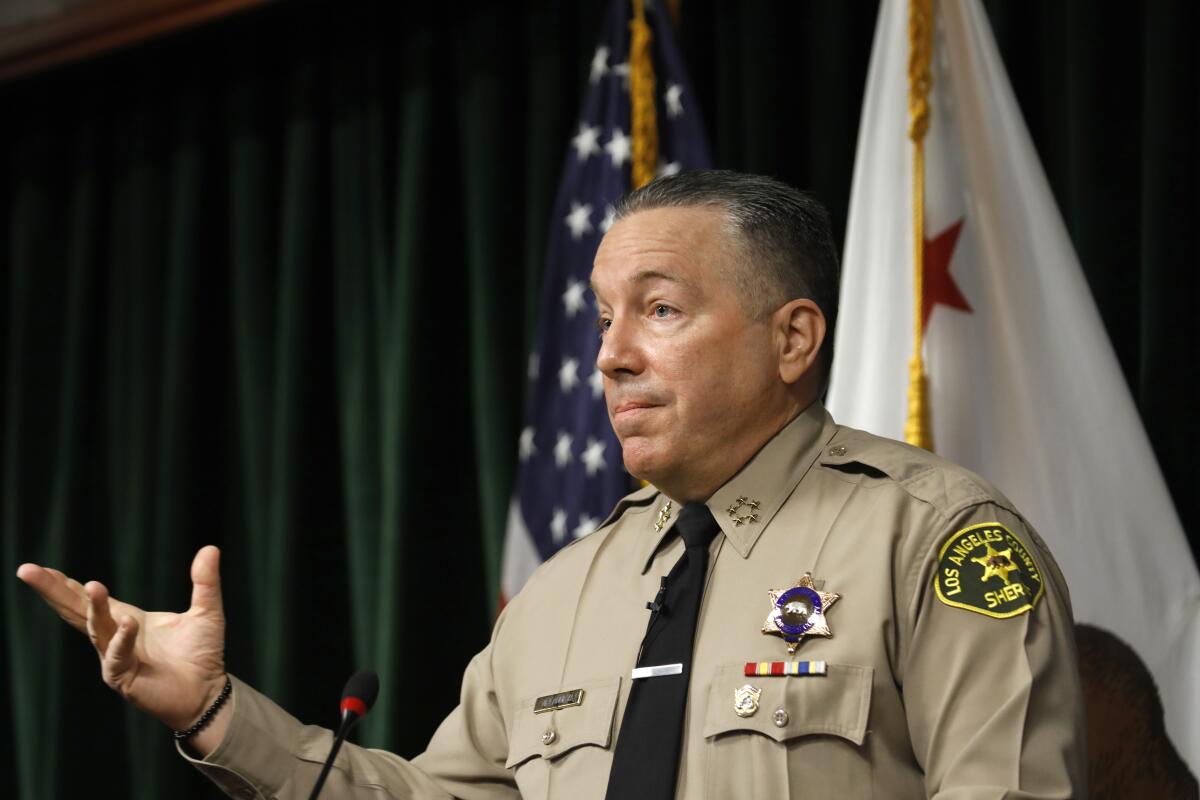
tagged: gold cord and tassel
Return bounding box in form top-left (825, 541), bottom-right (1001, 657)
top-left (629, 0), bottom-right (659, 190)
top-left (905, 0), bottom-right (934, 451)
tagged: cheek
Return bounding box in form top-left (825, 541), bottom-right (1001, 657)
top-left (677, 334), bottom-right (773, 419)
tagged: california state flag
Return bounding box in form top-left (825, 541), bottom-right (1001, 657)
top-left (828, 0), bottom-right (1200, 768)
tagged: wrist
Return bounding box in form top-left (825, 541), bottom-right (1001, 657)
top-left (169, 674), bottom-right (231, 736)
top-left (179, 680), bottom-right (235, 759)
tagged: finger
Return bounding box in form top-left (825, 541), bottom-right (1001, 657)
top-left (85, 581), bottom-right (119, 655)
top-left (46, 567), bottom-right (85, 590)
top-left (102, 615), bottom-right (140, 690)
top-left (46, 568), bottom-right (89, 603)
top-left (189, 545), bottom-right (224, 617)
top-left (15, 564), bottom-right (88, 629)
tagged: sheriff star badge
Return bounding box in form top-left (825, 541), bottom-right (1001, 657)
top-left (761, 572), bottom-right (840, 655)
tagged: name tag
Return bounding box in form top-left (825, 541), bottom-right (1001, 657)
top-left (534, 689), bottom-right (585, 714)
top-left (631, 663), bottom-right (683, 680)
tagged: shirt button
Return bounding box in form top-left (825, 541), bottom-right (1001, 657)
top-left (773, 708), bottom-right (789, 727)
top-left (541, 729), bottom-right (557, 745)
top-left (828, 445), bottom-right (847, 456)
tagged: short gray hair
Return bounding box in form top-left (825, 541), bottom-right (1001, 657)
top-left (613, 169), bottom-right (840, 380)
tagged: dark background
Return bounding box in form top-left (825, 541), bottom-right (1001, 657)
top-left (1, 1), bottom-right (1195, 798)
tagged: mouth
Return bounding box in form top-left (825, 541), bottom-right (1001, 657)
top-left (611, 401), bottom-right (661, 421)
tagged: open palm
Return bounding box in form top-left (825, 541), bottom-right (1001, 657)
top-left (16, 545), bottom-right (228, 730)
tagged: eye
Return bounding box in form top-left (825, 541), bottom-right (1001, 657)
top-left (653, 304), bottom-right (673, 319)
top-left (597, 317), bottom-right (613, 336)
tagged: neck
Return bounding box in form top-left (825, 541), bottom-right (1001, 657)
top-left (659, 396), bottom-right (810, 504)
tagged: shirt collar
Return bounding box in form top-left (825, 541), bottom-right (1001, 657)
top-left (637, 401), bottom-right (838, 573)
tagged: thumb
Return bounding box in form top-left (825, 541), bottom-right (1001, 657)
top-left (189, 545), bottom-right (224, 617)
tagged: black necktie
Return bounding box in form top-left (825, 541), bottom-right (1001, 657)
top-left (605, 503), bottom-right (721, 800)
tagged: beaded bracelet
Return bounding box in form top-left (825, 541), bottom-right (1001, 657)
top-left (172, 676), bottom-right (233, 741)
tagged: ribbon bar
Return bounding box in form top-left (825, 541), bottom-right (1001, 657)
top-left (743, 660), bottom-right (827, 677)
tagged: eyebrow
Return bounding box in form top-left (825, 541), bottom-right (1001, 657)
top-left (590, 268), bottom-right (696, 298)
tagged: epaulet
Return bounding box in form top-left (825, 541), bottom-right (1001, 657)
top-left (596, 483), bottom-right (660, 530)
top-left (817, 426), bottom-right (1014, 519)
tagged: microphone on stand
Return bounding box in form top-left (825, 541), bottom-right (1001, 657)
top-left (307, 670), bottom-right (380, 800)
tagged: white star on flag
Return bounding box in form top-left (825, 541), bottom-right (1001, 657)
top-left (589, 46), bottom-right (609, 84)
top-left (581, 438), bottom-right (607, 476)
top-left (550, 508), bottom-right (568, 544)
top-left (571, 123), bottom-right (602, 162)
top-left (605, 128), bottom-right (631, 168)
top-left (564, 202), bottom-right (594, 240)
top-left (518, 427), bottom-right (537, 461)
top-left (574, 513), bottom-right (600, 539)
top-left (589, 367), bottom-right (605, 399)
top-left (600, 204), bottom-right (617, 233)
top-left (553, 432), bottom-right (574, 468)
top-left (664, 83), bottom-right (684, 117)
top-left (656, 161), bottom-right (681, 177)
top-left (558, 357), bottom-right (580, 392)
top-left (562, 280), bottom-right (587, 317)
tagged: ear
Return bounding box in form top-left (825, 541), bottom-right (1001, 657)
top-left (774, 299), bottom-right (826, 385)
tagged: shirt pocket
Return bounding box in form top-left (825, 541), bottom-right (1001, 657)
top-left (506, 675), bottom-right (622, 800)
top-left (702, 662), bottom-right (874, 800)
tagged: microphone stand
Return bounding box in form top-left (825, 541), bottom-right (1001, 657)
top-left (307, 709), bottom-right (361, 800)
top-left (308, 670), bottom-right (378, 800)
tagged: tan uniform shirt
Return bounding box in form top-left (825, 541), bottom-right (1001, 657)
top-left (185, 403), bottom-right (1086, 798)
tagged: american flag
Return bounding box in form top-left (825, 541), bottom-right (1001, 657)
top-left (500, 0), bottom-right (712, 601)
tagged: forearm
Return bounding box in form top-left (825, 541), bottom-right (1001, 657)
top-left (180, 675), bottom-right (453, 800)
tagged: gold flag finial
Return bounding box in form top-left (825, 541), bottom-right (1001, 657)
top-left (629, 0), bottom-right (659, 189)
top-left (905, 0), bottom-right (934, 450)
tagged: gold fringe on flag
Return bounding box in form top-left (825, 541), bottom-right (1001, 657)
top-left (629, 0), bottom-right (659, 189)
top-left (905, 0), bottom-right (934, 450)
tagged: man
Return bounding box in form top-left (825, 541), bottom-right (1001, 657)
top-left (16, 171), bottom-right (1085, 798)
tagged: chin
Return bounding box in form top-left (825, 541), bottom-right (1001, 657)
top-left (620, 437), bottom-right (673, 485)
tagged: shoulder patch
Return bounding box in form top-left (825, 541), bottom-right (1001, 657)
top-left (934, 522), bottom-right (1044, 619)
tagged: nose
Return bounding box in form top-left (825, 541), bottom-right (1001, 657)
top-left (596, 317), bottom-right (644, 379)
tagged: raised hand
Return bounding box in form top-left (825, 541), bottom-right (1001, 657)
top-left (15, 546), bottom-right (229, 733)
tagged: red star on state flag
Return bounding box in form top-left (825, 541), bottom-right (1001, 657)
top-left (921, 217), bottom-right (971, 332)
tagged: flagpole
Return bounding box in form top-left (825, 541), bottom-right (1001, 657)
top-left (629, 0), bottom-right (658, 189)
top-left (905, 0), bottom-right (934, 450)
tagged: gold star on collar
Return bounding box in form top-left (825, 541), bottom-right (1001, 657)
top-left (761, 573), bottom-right (840, 655)
top-left (725, 496), bottom-right (760, 526)
top-left (653, 500), bottom-right (673, 533)
top-left (972, 542), bottom-right (1019, 585)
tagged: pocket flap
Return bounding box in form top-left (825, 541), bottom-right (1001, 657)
top-left (703, 662), bottom-right (872, 745)
top-left (506, 676), bottom-right (622, 769)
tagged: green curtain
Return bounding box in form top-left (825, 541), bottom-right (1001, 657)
top-left (1, 1), bottom-right (1195, 798)
top-left (2, 118), bottom-right (89, 800)
top-left (330, 28), bottom-right (432, 747)
top-left (105, 101), bottom-right (195, 800)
